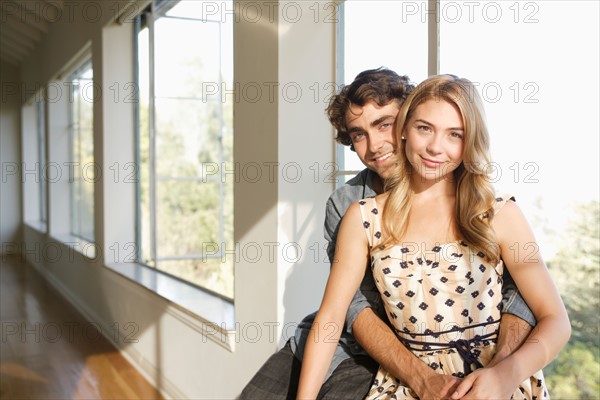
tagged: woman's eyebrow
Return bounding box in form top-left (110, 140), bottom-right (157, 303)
top-left (414, 118), bottom-right (463, 131)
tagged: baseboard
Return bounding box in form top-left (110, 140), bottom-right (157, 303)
top-left (26, 260), bottom-right (187, 400)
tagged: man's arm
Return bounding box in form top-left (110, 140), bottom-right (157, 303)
top-left (489, 313), bottom-right (532, 367)
top-left (325, 189), bottom-right (460, 399)
top-left (491, 268), bottom-right (535, 365)
top-left (353, 308), bottom-right (461, 399)
top-left (349, 265), bottom-right (534, 398)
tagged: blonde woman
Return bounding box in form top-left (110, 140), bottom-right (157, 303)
top-left (297, 75), bottom-right (570, 400)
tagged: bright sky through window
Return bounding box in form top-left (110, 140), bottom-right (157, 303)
top-left (343, 0), bottom-right (599, 258)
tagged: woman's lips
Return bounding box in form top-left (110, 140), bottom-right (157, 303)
top-left (420, 156), bottom-right (444, 167)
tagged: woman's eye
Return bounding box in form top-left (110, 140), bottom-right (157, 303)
top-left (417, 125), bottom-right (431, 132)
top-left (450, 131), bottom-right (464, 139)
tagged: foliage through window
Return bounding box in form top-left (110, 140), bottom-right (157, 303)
top-left (340, 1), bottom-right (599, 395)
top-left (68, 61), bottom-right (94, 242)
top-left (135, 0), bottom-right (234, 299)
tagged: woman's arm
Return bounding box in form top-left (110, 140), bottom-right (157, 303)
top-left (296, 202), bottom-right (371, 399)
top-left (453, 200), bottom-right (571, 399)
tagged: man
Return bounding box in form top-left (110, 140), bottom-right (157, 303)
top-left (240, 68), bottom-right (536, 399)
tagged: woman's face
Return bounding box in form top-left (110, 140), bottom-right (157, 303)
top-left (403, 99), bottom-right (465, 185)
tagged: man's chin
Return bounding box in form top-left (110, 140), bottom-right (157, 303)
top-left (370, 158), bottom-right (398, 176)
top-left (371, 166), bottom-right (395, 180)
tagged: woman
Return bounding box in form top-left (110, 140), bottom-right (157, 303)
top-left (297, 75), bottom-right (570, 399)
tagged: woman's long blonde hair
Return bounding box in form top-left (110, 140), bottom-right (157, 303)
top-left (381, 75), bottom-right (500, 264)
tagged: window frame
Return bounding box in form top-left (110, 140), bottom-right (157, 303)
top-left (134, 0), bottom-right (234, 301)
top-left (67, 59), bottom-right (95, 243)
top-left (334, 0), bottom-right (439, 187)
top-left (36, 98), bottom-right (47, 225)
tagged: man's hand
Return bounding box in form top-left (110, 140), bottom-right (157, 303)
top-left (414, 372), bottom-right (462, 400)
top-left (489, 312), bottom-right (532, 367)
top-left (352, 309), bottom-right (533, 399)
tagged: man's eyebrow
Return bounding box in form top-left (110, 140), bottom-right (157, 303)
top-left (347, 126), bottom-right (365, 134)
top-left (370, 115), bottom-right (396, 127)
top-left (414, 118), bottom-right (464, 131)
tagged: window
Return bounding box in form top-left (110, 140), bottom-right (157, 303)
top-left (68, 61), bottom-right (95, 242)
top-left (438, 6), bottom-right (599, 396)
top-left (335, 1), bottom-right (428, 185)
top-left (37, 98), bottom-right (47, 225)
top-left (135, 0), bottom-right (234, 299)
top-left (338, 1), bottom-right (599, 397)
top-left (22, 95), bottom-right (48, 228)
top-left (438, 1), bottom-right (599, 247)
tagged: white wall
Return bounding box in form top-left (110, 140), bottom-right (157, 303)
top-left (277, 1), bottom-right (336, 340)
top-left (16, 1), bottom-right (336, 398)
top-left (1, 60), bottom-right (22, 254)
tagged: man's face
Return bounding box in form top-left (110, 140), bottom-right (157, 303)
top-left (345, 101), bottom-right (400, 180)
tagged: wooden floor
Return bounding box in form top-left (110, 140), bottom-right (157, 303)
top-left (0, 255), bottom-right (162, 399)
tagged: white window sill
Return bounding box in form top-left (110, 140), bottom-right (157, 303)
top-left (49, 233), bottom-right (97, 260)
top-left (25, 227), bottom-right (236, 351)
top-left (105, 262), bottom-right (236, 351)
top-left (24, 220), bottom-right (47, 233)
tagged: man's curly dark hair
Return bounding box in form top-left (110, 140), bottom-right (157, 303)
top-left (326, 68), bottom-right (414, 147)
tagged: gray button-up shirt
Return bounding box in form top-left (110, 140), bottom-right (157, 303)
top-left (290, 168), bottom-right (535, 381)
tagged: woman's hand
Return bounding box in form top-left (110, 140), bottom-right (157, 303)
top-left (450, 364), bottom-right (518, 400)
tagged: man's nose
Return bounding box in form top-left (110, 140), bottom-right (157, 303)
top-left (368, 131), bottom-right (384, 153)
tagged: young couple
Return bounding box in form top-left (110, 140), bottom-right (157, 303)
top-left (241, 69), bottom-right (570, 400)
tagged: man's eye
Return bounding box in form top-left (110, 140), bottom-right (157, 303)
top-left (381, 123), bottom-right (392, 129)
top-left (351, 133), bottom-right (366, 142)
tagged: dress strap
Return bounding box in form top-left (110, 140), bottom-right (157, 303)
top-left (492, 194), bottom-right (516, 215)
top-left (357, 197), bottom-right (383, 249)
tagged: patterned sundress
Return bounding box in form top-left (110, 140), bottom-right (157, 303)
top-left (358, 196), bottom-right (548, 400)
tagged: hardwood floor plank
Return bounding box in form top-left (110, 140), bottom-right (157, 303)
top-left (0, 255), bottom-right (163, 400)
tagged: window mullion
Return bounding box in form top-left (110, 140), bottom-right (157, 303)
top-left (148, 5), bottom-right (158, 268)
top-left (69, 82), bottom-right (76, 237)
top-left (134, 14), bottom-right (142, 262)
top-left (335, 1), bottom-right (345, 188)
top-left (428, 0), bottom-right (440, 76)
top-left (77, 82), bottom-right (83, 240)
top-left (38, 100), bottom-right (44, 222)
top-left (217, 22), bottom-right (225, 248)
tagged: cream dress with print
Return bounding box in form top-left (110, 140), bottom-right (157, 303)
top-left (358, 196), bottom-right (548, 400)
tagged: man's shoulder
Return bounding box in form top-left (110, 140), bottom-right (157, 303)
top-left (344, 168), bottom-right (370, 187)
top-left (327, 169), bottom-right (371, 209)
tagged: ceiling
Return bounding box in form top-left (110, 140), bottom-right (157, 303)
top-left (0, 0), bottom-right (64, 66)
